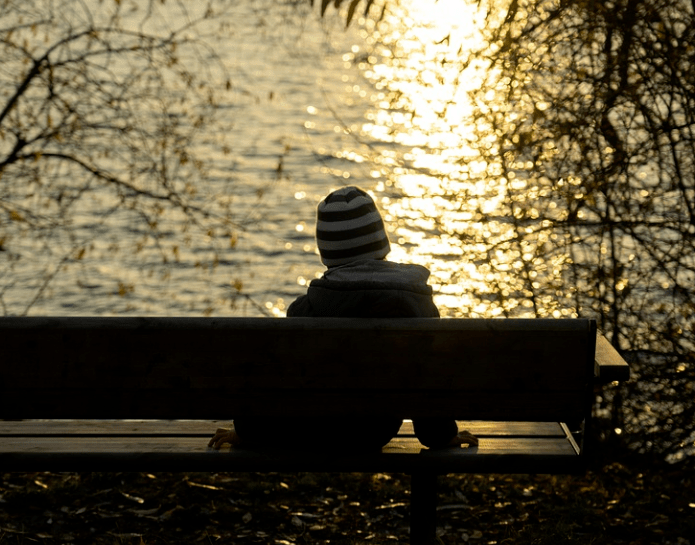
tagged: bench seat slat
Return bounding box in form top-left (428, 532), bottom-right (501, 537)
top-left (0, 421), bottom-right (580, 474)
top-left (0, 420), bottom-right (570, 437)
top-left (0, 436), bottom-right (578, 456)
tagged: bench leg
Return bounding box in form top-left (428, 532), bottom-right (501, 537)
top-left (410, 472), bottom-right (438, 544)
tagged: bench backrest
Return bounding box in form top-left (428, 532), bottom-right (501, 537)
top-left (0, 317), bottom-right (597, 423)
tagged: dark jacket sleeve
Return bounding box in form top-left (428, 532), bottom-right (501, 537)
top-left (286, 295), bottom-right (313, 317)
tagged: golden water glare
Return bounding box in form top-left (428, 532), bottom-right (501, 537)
top-left (271, 0), bottom-right (578, 320)
top-left (338, 0), bottom-right (500, 317)
top-left (331, 0), bottom-right (579, 319)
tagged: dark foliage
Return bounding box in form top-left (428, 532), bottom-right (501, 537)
top-left (477, 0), bottom-right (695, 464)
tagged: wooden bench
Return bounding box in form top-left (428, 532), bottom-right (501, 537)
top-left (0, 317), bottom-right (629, 544)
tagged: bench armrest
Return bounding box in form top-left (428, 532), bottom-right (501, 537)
top-left (594, 333), bottom-right (631, 383)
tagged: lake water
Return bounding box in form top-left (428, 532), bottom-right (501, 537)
top-left (3, 0), bottom-right (520, 318)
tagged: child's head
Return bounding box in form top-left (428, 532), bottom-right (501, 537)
top-left (316, 186), bottom-right (391, 268)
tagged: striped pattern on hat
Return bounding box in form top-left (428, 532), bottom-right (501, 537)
top-left (316, 186), bottom-right (391, 268)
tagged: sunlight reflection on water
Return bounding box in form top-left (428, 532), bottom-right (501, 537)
top-left (347, 0), bottom-right (574, 318)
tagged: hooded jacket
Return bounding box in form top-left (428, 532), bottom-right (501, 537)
top-left (287, 259), bottom-right (439, 318)
top-left (284, 258), bottom-right (456, 448)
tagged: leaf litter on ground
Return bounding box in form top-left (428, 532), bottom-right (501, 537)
top-left (1, 458), bottom-right (693, 544)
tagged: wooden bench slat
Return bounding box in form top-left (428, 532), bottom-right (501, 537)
top-left (0, 389), bottom-right (588, 421)
top-left (5, 374), bottom-right (593, 390)
top-left (0, 435), bottom-right (578, 455)
top-left (400, 420), bottom-right (568, 437)
top-left (595, 333), bottom-right (631, 382)
top-left (1, 318), bottom-right (595, 383)
top-left (0, 426), bottom-right (580, 474)
top-left (0, 316), bottom-right (596, 331)
top-left (0, 419), bottom-right (569, 437)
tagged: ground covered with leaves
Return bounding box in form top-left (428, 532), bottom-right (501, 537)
top-left (1, 459), bottom-right (693, 544)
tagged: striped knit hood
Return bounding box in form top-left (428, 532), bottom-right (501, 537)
top-left (315, 186), bottom-right (390, 268)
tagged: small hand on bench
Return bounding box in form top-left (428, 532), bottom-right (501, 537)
top-left (208, 427), bottom-right (242, 449)
top-left (449, 430), bottom-right (479, 448)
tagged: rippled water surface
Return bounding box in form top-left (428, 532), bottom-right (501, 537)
top-left (2, 1), bottom-right (360, 315)
top-left (2, 0), bottom-right (565, 318)
top-left (2, 0), bottom-right (502, 317)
